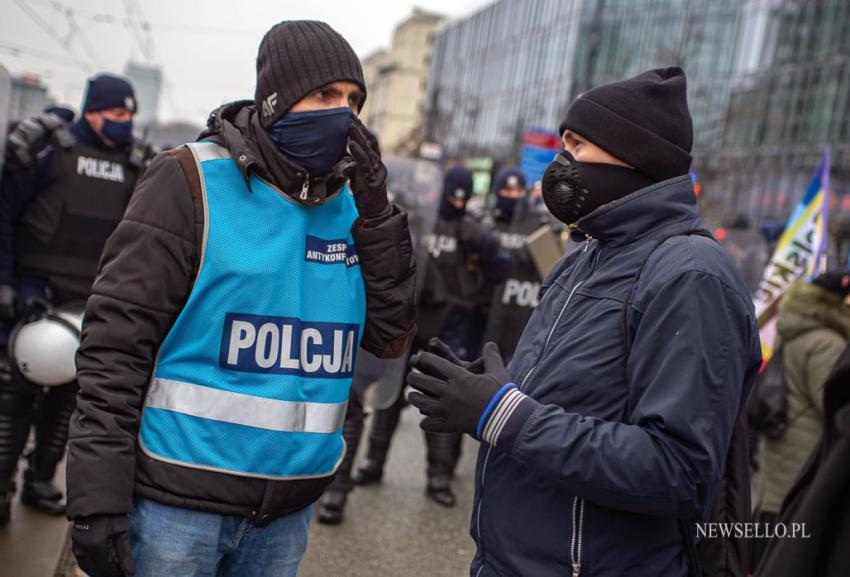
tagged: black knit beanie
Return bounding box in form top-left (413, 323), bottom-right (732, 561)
top-left (255, 21), bottom-right (366, 129)
top-left (439, 166), bottom-right (474, 220)
top-left (559, 67), bottom-right (692, 182)
top-left (813, 270), bottom-right (850, 299)
top-left (492, 167), bottom-right (527, 193)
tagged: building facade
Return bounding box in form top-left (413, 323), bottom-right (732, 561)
top-left (124, 61), bottom-right (162, 127)
top-left (8, 73), bottom-right (52, 122)
top-left (707, 0), bottom-right (850, 225)
top-left (424, 0), bottom-right (850, 226)
top-left (360, 8), bottom-right (444, 154)
top-left (425, 0), bottom-right (744, 161)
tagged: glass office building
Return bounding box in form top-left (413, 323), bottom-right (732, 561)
top-left (424, 0), bottom-right (850, 226)
top-left (424, 0), bottom-right (745, 163)
top-left (707, 0), bottom-right (850, 224)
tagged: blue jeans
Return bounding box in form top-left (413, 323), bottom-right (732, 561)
top-left (129, 497), bottom-right (313, 577)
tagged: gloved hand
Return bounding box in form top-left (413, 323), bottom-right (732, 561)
top-left (426, 337), bottom-right (484, 374)
top-left (408, 341), bottom-right (515, 439)
top-left (4, 112), bottom-right (68, 168)
top-left (347, 118), bottom-right (391, 221)
top-left (72, 514), bottom-right (136, 577)
top-left (0, 284), bottom-right (16, 322)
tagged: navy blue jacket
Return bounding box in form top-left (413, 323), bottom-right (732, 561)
top-left (470, 176), bottom-right (762, 577)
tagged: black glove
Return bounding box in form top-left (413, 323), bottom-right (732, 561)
top-left (72, 514), bottom-right (136, 577)
top-left (408, 341), bottom-right (515, 438)
top-left (426, 337), bottom-right (485, 374)
top-left (4, 112), bottom-right (67, 168)
top-left (347, 118), bottom-right (391, 221)
top-left (0, 284), bottom-right (15, 322)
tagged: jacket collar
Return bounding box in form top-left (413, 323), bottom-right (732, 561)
top-left (71, 117), bottom-right (111, 149)
top-left (574, 174), bottom-right (700, 246)
top-left (199, 101), bottom-right (350, 206)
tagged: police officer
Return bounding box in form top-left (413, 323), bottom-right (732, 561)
top-left (482, 167), bottom-right (546, 361)
top-left (316, 352), bottom-right (381, 525)
top-left (0, 74), bottom-right (141, 525)
top-left (67, 21), bottom-right (416, 577)
top-left (352, 166), bottom-right (511, 507)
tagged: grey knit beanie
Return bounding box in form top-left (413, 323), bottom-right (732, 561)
top-left (255, 21), bottom-right (366, 128)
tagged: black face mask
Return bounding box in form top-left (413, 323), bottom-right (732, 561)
top-left (541, 151), bottom-right (656, 226)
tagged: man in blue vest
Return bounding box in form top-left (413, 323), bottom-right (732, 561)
top-left (66, 21), bottom-right (416, 577)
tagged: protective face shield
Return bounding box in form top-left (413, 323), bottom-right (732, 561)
top-left (9, 304), bottom-right (84, 387)
top-left (357, 155), bottom-right (442, 411)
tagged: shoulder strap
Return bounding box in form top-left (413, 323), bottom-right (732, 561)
top-left (620, 227), bottom-right (716, 577)
top-left (621, 228), bottom-right (715, 360)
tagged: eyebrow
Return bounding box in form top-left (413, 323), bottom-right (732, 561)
top-left (314, 85), bottom-right (364, 104)
top-left (316, 86), bottom-right (342, 98)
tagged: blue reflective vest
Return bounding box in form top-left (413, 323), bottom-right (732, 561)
top-left (138, 141), bottom-right (366, 479)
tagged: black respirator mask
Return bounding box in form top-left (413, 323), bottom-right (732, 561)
top-left (541, 151), bottom-right (655, 226)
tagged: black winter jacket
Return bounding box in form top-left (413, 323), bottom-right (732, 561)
top-left (756, 344), bottom-right (850, 577)
top-left (470, 176), bottom-right (761, 577)
top-left (66, 103), bottom-right (417, 524)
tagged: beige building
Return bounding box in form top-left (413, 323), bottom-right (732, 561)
top-left (360, 8), bottom-right (444, 155)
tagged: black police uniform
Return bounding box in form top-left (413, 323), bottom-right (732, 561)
top-left (0, 117), bottom-right (142, 521)
top-left (482, 204), bottom-right (546, 361)
top-left (353, 210), bottom-right (511, 505)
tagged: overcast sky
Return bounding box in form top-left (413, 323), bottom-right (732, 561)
top-left (0, 0), bottom-right (491, 125)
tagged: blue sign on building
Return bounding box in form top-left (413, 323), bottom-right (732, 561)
top-left (520, 128), bottom-right (561, 185)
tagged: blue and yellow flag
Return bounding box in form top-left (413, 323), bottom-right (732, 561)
top-left (754, 147), bottom-right (831, 362)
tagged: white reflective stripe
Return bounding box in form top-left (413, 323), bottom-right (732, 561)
top-left (482, 388), bottom-right (525, 445)
top-left (186, 141), bottom-right (231, 162)
top-left (145, 378), bottom-right (346, 434)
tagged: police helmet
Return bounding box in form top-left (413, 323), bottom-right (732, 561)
top-left (9, 303), bottom-right (84, 386)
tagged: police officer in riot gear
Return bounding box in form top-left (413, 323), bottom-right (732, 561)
top-left (352, 166), bottom-right (511, 507)
top-left (316, 352), bottom-right (381, 525)
top-left (0, 74), bottom-right (142, 524)
top-left (481, 167), bottom-right (546, 361)
top-left (317, 157), bottom-right (441, 525)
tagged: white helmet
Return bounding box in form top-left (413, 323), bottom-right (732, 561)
top-left (9, 304), bottom-right (84, 387)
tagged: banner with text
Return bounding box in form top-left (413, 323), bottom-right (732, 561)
top-left (754, 147), bottom-right (831, 361)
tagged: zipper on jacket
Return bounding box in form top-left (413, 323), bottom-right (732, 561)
top-left (474, 245), bottom-right (601, 575)
top-left (571, 496), bottom-right (585, 576)
top-left (299, 174), bottom-right (310, 200)
top-left (583, 234), bottom-right (593, 253)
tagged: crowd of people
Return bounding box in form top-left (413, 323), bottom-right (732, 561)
top-left (0, 17), bottom-right (847, 577)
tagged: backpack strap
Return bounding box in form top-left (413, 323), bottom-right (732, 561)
top-left (620, 227), bottom-right (717, 577)
top-left (620, 228), bottom-right (716, 360)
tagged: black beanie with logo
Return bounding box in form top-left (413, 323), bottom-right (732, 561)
top-left (439, 166), bottom-right (474, 220)
top-left (83, 74), bottom-right (136, 113)
top-left (254, 20), bottom-right (366, 129)
top-left (559, 67), bottom-right (693, 182)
